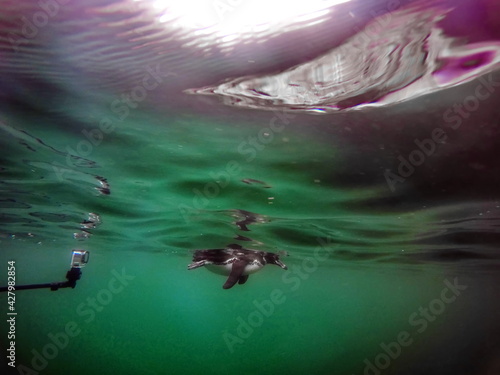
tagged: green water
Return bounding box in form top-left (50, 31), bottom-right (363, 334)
top-left (4, 249), bottom-right (459, 375)
top-left (1, 99), bottom-right (499, 375)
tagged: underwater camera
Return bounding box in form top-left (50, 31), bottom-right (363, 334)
top-left (71, 250), bottom-right (90, 268)
top-left (0, 250), bottom-right (90, 292)
top-left (64, 250), bottom-right (90, 290)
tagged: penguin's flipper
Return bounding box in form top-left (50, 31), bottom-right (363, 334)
top-left (223, 260), bottom-right (247, 289)
top-left (238, 274), bottom-right (249, 285)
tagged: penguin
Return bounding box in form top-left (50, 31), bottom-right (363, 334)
top-left (188, 244), bottom-right (287, 289)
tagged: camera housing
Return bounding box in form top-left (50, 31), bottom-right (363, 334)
top-left (71, 250), bottom-right (90, 268)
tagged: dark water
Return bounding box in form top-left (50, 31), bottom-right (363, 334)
top-left (1, 0), bottom-right (500, 374)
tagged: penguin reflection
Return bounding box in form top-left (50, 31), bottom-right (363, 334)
top-left (229, 209), bottom-right (267, 231)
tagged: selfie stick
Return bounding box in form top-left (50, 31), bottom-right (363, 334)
top-left (0, 251), bottom-right (89, 292)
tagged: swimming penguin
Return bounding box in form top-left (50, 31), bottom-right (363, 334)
top-left (188, 244), bottom-right (287, 289)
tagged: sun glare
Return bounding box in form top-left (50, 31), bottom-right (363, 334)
top-left (141, 0), bottom-right (351, 37)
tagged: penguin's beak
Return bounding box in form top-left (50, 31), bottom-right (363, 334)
top-left (275, 260), bottom-right (288, 270)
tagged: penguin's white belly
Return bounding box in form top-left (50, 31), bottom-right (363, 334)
top-left (205, 263), bottom-right (233, 275)
top-left (205, 262), bottom-right (263, 276)
top-left (242, 263), bottom-right (263, 275)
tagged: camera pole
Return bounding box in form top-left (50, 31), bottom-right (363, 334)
top-left (0, 267), bottom-right (82, 292)
top-left (0, 250), bottom-right (88, 293)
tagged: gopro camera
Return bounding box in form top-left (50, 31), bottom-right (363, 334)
top-left (71, 250), bottom-right (90, 268)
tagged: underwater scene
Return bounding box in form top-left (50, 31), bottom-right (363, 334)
top-left (1, 0), bottom-right (500, 374)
